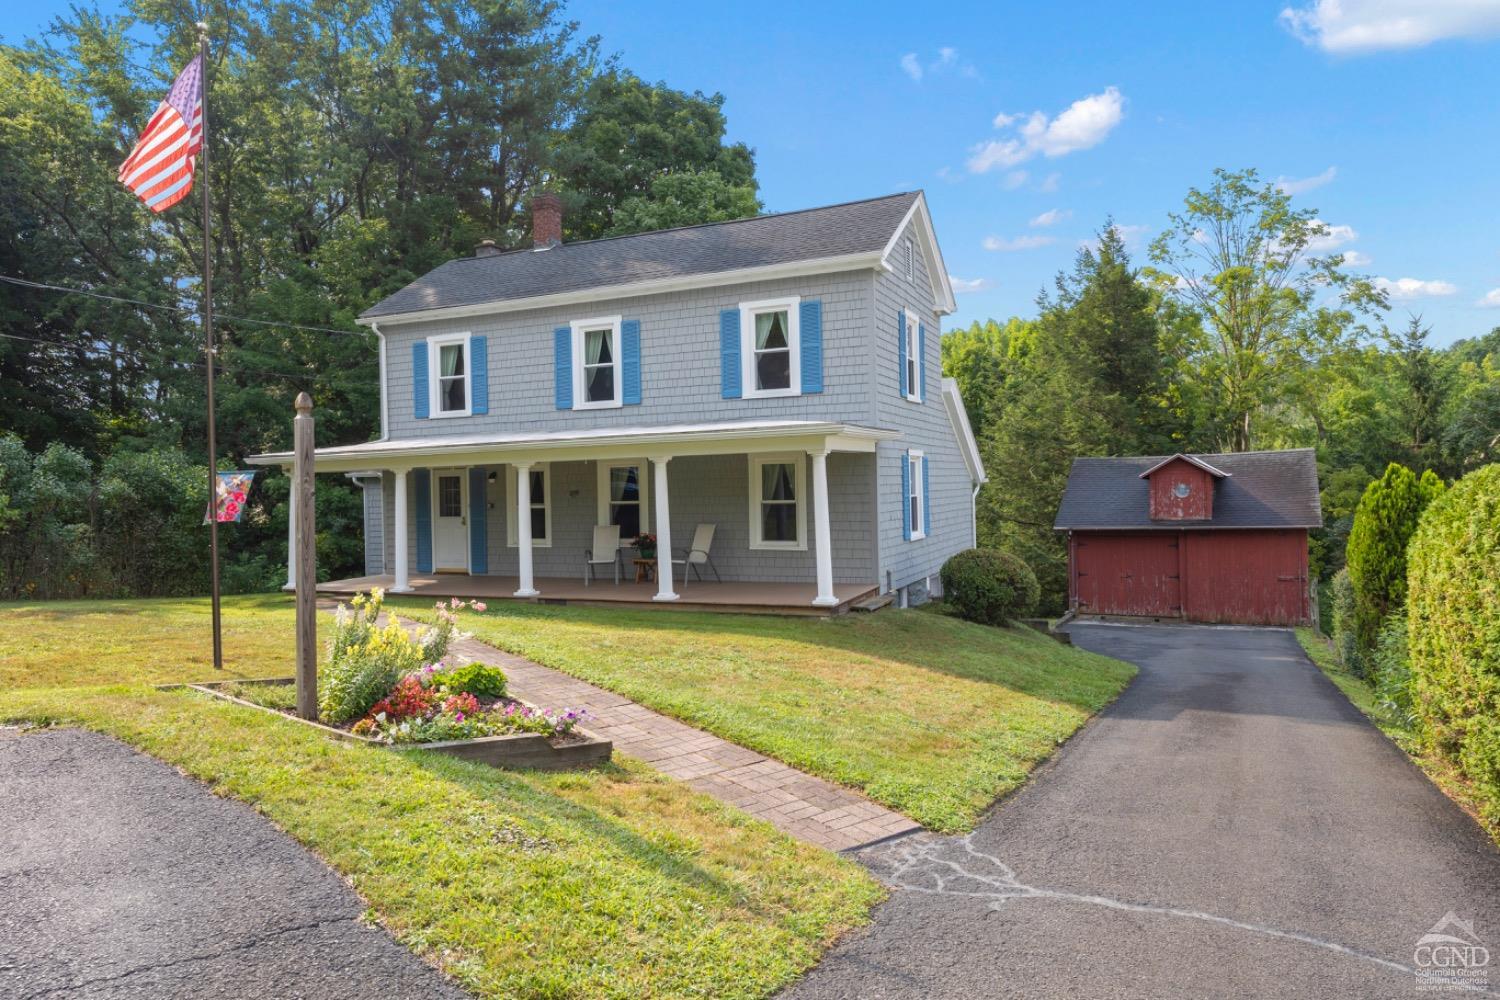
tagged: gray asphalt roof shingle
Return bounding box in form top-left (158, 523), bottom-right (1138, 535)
top-left (361, 191), bottom-right (920, 320)
top-left (1054, 449), bottom-right (1322, 530)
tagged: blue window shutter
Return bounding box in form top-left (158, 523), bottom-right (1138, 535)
top-left (799, 299), bottom-right (823, 394)
top-left (622, 319), bottom-right (642, 405)
top-left (900, 452), bottom-right (912, 542)
top-left (917, 322), bottom-right (927, 402)
top-left (720, 309), bottom-right (742, 399)
top-left (412, 343), bottom-right (429, 419)
top-left (470, 336), bottom-right (488, 415)
top-left (922, 455), bottom-right (931, 536)
top-left (468, 467), bottom-right (488, 574)
top-left (553, 327), bottom-right (572, 409)
top-left (413, 469), bottom-right (432, 573)
top-left (897, 309), bottom-right (907, 398)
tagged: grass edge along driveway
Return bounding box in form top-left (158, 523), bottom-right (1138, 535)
top-left (0, 685), bottom-right (881, 1000)
top-left (398, 599), bottom-right (1136, 833)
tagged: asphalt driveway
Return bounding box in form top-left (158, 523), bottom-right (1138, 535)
top-left (0, 727), bottom-right (468, 1000)
top-left (785, 623), bottom-right (1500, 999)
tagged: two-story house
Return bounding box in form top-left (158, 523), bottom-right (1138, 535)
top-left (250, 191), bottom-right (985, 611)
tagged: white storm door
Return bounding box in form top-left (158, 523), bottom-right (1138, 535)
top-left (431, 469), bottom-right (469, 572)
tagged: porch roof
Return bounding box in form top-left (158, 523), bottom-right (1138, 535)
top-left (248, 418), bottom-right (899, 472)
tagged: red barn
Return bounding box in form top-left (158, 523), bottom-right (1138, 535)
top-left (1054, 449), bottom-right (1322, 626)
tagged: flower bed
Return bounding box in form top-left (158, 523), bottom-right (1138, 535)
top-left (193, 591), bottom-right (611, 771)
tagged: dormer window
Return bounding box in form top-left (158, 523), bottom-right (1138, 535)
top-left (739, 296), bottom-right (801, 398)
top-left (427, 333), bottom-right (472, 418)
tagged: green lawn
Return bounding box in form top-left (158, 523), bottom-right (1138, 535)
top-left (1, 594), bottom-right (296, 688)
top-left (396, 599), bottom-right (1136, 832)
top-left (0, 685), bottom-right (880, 999)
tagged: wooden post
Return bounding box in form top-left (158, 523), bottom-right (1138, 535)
top-left (293, 392), bottom-right (317, 720)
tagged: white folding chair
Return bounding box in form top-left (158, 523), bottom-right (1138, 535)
top-left (670, 524), bottom-right (719, 589)
top-left (584, 524), bottom-right (622, 585)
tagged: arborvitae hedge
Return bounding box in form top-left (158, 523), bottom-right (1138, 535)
top-left (1345, 463), bottom-right (1443, 669)
top-left (1406, 463), bottom-right (1500, 825)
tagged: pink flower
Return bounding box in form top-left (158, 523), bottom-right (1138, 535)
top-left (472, 602), bottom-right (487, 612)
top-left (450, 596), bottom-right (463, 609)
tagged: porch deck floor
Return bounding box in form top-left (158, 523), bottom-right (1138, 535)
top-left (316, 574), bottom-right (876, 615)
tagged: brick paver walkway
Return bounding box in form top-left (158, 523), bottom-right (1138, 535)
top-left (441, 631), bottom-right (922, 851)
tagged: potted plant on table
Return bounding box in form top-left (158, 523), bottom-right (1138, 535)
top-left (633, 532), bottom-right (657, 560)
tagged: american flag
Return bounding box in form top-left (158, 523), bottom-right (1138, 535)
top-left (118, 55), bottom-right (204, 213)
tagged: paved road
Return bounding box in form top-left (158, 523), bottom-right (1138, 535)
top-left (0, 728), bottom-right (468, 1000)
top-left (785, 624), bottom-right (1500, 999)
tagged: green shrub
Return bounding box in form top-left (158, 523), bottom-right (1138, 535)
top-left (1370, 614), bottom-right (1415, 727)
top-left (940, 548), bottom-right (1040, 626)
top-left (1329, 567), bottom-right (1361, 674)
top-left (1406, 464), bottom-right (1500, 825)
top-left (1345, 463), bottom-right (1443, 668)
top-left (433, 661), bottom-right (507, 699)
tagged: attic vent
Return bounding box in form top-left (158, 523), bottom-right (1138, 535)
top-left (904, 237), bottom-right (915, 280)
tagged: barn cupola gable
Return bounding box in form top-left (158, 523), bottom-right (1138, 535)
top-left (1139, 454), bottom-right (1229, 521)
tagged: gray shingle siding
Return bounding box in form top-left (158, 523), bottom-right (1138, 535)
top-left (382, 271), bottom-right (875, 437)
top-left (871, 215), bottom-right (975, 601)
top-left (360, 478), bottom-right (384, 575)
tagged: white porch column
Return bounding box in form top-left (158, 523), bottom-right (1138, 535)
top-left (391, 469), bottom-right (411, 592)
top-left (810, 449), bottom-right (838, 607)
top-left (651, 456), bottom-right (678, 601)
top-left (283, 475), bottom-right (296, 590)
top-left (514, 462), bottom-right (540, 597)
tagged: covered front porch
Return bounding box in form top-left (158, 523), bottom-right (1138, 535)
top-left (252, 419), bottom-right (895, 612)
top-left (316, 573), bottom-right (878, 615)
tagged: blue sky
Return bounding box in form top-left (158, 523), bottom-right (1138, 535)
top-left (9, 1), bottom-right (1500, 344)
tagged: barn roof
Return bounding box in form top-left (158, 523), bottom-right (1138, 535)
top-left (1054, 448), bottom-right (1322, 531)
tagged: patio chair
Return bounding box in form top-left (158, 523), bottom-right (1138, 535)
top-left (584, 524), bottom-right (622, 585)
top-left (670, 523), bottom-right (720, 589)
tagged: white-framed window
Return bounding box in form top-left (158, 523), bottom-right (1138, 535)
top-left (570, 315), bottom-right (623, 409)
top-left (904, 237), bottom-right (915, 281)
top-left (505, 464), bottom-right (552, 548)
top-left (749, 453), bottom-right (807, 550)
top-left (427, 333), bottom-right (472, 417)
top-left (903, 310), bottom-right (921, 403)
top-left (739, 296), bottom-right (801, 398)
top-left (908, 450), bottom-right (925, 541)
top-left (597, 459), bottom-right (651, 541)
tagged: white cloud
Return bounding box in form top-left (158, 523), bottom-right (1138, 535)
top-left (1305, 219), bottom-right (1358, 251)
top-left (949, 275), bottom-right (995, 293)
top-left (983, 234), bottom-right (1057, 252)
top-left (1476, 288), bottom-right (1500, 308)
top-left (1002, 170), bottom-right (1029, 190)
top-left (1280, 0), bottom-right (1500, 53)
top-left (967, 87), bottom-right (1125, 173)
top-left (1339, 249), bottom-right (1373, 267)
top-left (1276, 166), bottom-right (1337, 194)
top-left (1029, 208), bottom-right (1070, 228)
top-left (1039, 172), bottom-right (1061, 193)
top-left (900, 47), bottom-right (977, 82)
top-left (1374, 276), bottom-right (1459, 299)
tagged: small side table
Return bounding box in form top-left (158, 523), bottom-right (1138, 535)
top-left (632, 557), bottom-right (657, 583)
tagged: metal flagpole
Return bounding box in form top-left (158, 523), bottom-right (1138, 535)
top-left (198, 21), bottom-right (223, 670)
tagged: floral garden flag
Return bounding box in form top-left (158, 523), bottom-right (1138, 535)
top-left (206, 471), bottom-right (256, 524)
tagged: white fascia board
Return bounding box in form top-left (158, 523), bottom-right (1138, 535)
top-left (249, 422), bottom-right (901, 472)
top-left (942, 378), bottom-right (986, 485)
top-left (878, 193), bottom-right (957, 315)
top-left (355, 252), bottom-right (885, 329)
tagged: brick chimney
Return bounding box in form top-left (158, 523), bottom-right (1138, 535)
top-left (473, 239), bottom-right (499, 258)
top-left (531, 192), bottom-right (562, 249)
